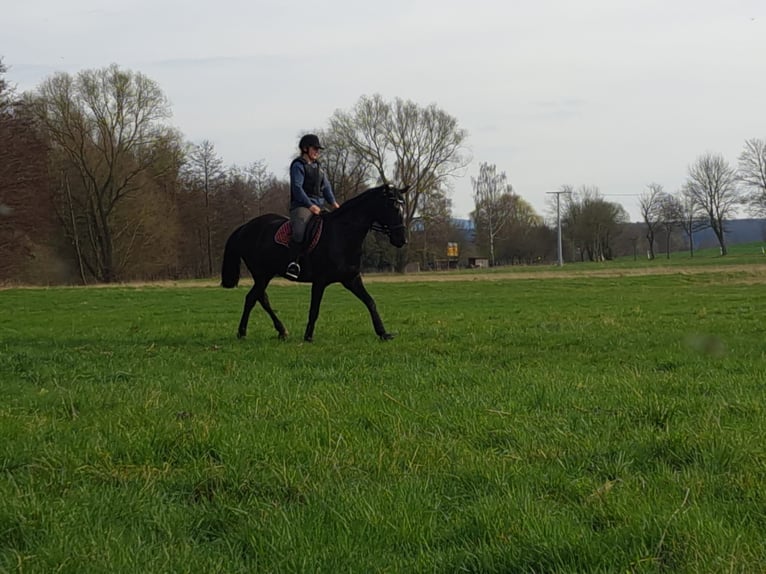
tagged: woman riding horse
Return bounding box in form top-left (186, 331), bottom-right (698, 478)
top-left (286, 134), bottom-right (340, 280)
top-left (221, 183), bottom-right (408, 342)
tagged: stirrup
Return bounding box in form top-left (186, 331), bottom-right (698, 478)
top-left (286, 261), bottom-right (300, 280)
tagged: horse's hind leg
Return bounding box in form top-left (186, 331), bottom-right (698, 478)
top-left (237, 284), bottom-right (259, 339)
top-left (303, 282), bottom-right (327, 342)
top-left (237, 277), bottom-right (288, 340)
top-left (258, 288), bottom-right (288, 340)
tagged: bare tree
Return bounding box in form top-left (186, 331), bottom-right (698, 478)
top-left (0, 57), bottom-right (11, 111)
top-left (675, 188), bottom-right (706, 257)
top-left (683, 153), bottom-right (741, 255)
top-left (495, 194), bottom-right (546, 265)
top-left (247, 161), bottom-right (280, 216)
top-left (639, 183), bottom-right (666, 260)
top-left (184, 140), bottom-right (225, 276)
top-left (563, 186), bottom-right (628, 261)
top-left (737, 138), bottom-right (766, 216)
top-left (471, 162), bottom-right (514, 266)
top-left (28, 64), bottom-right (174, 282)
top-left (0, 59), bottom-right (57, 282)
top-left (227, 161), bottom-right (284, 222)
top-left (657, 193), bottom-right (683, 258)
top-left (412, 190), bottom-right (453, 269)
top-left (329, 94), bottom-right (469, 270)
top-left (317, 128), bottom-right (372, 203)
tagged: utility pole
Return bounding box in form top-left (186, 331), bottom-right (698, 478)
top-left (547, 190), bottom-right (571, 266)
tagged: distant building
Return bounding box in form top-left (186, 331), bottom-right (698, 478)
top-left (468, 257), bottom-right (489, 268)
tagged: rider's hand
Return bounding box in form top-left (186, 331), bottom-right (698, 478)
top-left (309, 204), bottom-right (321, 215)
top-left (331, 202), bottom-right (340, 210)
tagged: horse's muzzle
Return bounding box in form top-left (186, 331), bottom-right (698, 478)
top-left (391, 237), bottom-right (407, 248)
top-left (389, 227), bottom-right (407, 248)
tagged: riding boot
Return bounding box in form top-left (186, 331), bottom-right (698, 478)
top-left (285, 239), bottom-right (302, 280)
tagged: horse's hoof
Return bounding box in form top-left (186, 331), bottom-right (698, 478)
top-left (237, 332), bottom-right (246, 339)
top-left (278, 332), bottom-right (288, 341)
top-left (379, 332), bottom-right (395, 341)
top-left (304, 336), bottom-right (313, 343)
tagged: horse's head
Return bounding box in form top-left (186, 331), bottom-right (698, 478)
top-left (373, 184), bottom-right (409, 248)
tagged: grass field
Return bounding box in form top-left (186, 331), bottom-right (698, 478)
top-left (2, 254), bottom-right (766, 572)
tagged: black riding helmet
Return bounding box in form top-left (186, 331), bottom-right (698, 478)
top-left (299, 134), bottom-right (324, 152)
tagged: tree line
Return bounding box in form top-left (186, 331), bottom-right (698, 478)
top-left (471, 148), bottom-right (766, 265)
top-left (1, 60), bottom-right (490, 283)
top-left (2, 58), bottom-right (765, 284)
top-left (638, 147), bottom-right (766, 259)
top-left (1, 61), bottom-right (291, 284)
top-left (471, 140), bottom-right (766, 267)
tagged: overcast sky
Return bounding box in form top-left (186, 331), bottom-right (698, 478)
top-left (4, 0), bottom-right (765, 221)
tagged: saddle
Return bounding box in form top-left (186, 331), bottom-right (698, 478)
top-left (274, 216), bottom-right (323, 252)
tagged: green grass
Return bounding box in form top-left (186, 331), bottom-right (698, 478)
top-left (2, 268), bottom-right (766, 572)
top-left (609, 241), bottom-right (766, 267)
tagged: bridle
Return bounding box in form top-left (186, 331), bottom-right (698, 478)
top-left (371, 221), bottom-right (406, 237)
top-left (370, 192), bottom-right (406, 237)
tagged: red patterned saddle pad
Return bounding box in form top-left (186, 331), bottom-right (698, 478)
top-left (274, 219), bottom-right (323, 252)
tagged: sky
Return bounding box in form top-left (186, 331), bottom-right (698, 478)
top-left (4, 0), bottom-right (765, 222)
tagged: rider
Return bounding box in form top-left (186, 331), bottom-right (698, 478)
top-left (286, 133), bottom-right (340, 280)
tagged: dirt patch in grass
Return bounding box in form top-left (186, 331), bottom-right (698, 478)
top-left (4, 263), bottom-right (766, 290)
top-left (359, 264), bottom-right (766, 284)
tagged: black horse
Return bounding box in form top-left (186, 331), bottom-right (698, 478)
top-left (221, 183), bottom-right (409, 342)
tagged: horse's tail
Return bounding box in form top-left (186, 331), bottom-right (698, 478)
top-left (221, 225), bottom-right (243, 288)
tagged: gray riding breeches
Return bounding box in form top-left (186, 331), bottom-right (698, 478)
top-left (290, 206), bottom-right (313, 243)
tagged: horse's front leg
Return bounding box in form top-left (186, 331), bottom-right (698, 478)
top-left (341, 274), bottom-right (393, 341)
top-left (304, 281), bottom-right (328, 342)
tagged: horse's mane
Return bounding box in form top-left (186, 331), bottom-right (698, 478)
top-left (340, 184), bottom-right (386, 208)
top-left (326, 184), bottom-right (387, 220)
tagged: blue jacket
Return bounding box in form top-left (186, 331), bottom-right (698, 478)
top-left (289, 157), bottom-right (337, 210)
